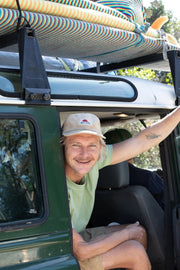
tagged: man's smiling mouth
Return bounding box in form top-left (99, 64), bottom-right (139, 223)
top-left (76, 160), bottom-right (91, 164)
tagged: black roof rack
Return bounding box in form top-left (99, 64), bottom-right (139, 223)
top-left (167, 50), bottom-right (180, 105)
top-left (1, 26), bottom-right (51, 105)
top-left (18, 27), bottom-right (51, 105)
top-left (83, 53), bottom-right (166, 73)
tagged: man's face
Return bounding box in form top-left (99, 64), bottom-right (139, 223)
top-left (64, 134), bottom-right (101, 182)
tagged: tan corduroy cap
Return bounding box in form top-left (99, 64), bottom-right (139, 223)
top-left (62, 113), bottom-right (105, 138)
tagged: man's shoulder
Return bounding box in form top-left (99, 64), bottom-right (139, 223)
top-left (98, 144), bottom-right (113, 170)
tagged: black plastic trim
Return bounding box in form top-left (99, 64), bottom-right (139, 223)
top-left (0, 89), bottom-right (20, 98)
top-left (0, 69), bottom-right (138, 102)
top-left (167, 50), bottom-right (180, 105)
top-left (51, 93), bottom-right (137, 102)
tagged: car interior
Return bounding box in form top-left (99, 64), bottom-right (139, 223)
top-left (60, 109), bottom-right (167, 270)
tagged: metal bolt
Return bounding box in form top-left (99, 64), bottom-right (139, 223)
top-left (43, 93), bottom-right (50, 101)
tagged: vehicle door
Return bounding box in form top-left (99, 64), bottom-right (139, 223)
top-left (0, 102), bottom-right (78, 269)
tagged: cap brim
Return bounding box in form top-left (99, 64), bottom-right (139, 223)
top-left (63, 130), bottom-right (105, 139)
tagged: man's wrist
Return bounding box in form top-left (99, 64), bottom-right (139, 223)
top-left (115, 228), bottom-right (130, 242)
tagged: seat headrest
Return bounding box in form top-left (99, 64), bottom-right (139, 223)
top-left (97, 161), bottom-right (129, 190)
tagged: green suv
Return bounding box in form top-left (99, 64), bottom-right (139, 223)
top-left (0, 27), bottom-right (180, 270)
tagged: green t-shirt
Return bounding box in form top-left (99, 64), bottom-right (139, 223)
top-left (66, 144), bottom-right (113, 232)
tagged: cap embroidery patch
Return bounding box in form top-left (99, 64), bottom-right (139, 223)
top-left (80, 119), bottom-right (91, 125)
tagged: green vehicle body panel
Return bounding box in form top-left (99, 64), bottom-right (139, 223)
top-left (0, 105), bottom-right (78, 269)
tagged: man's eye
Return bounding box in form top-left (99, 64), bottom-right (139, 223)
top-left (89, 144), bottom-right (97, 148)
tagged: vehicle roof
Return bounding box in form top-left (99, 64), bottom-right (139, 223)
top-left (0, 51), bottom-right (176, 111)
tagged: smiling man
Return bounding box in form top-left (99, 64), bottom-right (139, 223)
top-left (62, 109), bottom-right (180, 270)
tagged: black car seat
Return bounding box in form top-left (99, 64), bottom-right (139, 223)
top-left (89, 161), bottom-right (165, 270)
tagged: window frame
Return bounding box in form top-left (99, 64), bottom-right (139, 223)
top-left (0, 113), bottom-right (49, 230)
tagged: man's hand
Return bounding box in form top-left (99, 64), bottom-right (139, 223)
top-left (126, 222), bottom-right (147, 249)
top-left (72, 229), bottom-right (87, 261)
top-left (72, 228), bottom-right (84, 243)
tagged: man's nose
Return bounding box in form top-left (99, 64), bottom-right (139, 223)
top-left (79, 146), bottom-right (90, 157)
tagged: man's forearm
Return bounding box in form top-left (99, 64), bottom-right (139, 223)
top-left (74, 229), bottom-right (130, 261)
top-left (112, 106), bottom-right (180, 165)
top-left (136, 106), bottom-right (180, 149)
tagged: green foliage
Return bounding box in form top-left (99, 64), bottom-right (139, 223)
top-left (117, 65), bottom-right (173, 86)
top-left (120, 120), bottom-right (162, 170)
top-left (145, 0), bottom-right (180, 42)
top-left (145, 0), bottom-right (165, 25)
top-left (134, 147), bottom-right (161, 169)
top-left (117, 67), bottom-right (156, 80)
top-left (165, 72), bottom-right (173, 85)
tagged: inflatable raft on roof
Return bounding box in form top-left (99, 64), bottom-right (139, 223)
top-left (0, 0), bottom-right (179, 70)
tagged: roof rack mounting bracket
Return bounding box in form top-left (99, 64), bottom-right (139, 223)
top-left (18, 27), bottom-right (51, 105)
top-left (167, 50), bottom-right (180, 106)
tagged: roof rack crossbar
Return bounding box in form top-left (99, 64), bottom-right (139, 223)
top-left (82, 53), bottom-right (165, 73)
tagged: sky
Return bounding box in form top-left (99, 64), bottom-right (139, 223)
top-left (143, 0), bottom-right (180, 20)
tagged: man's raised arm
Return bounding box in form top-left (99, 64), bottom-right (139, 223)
top-left (111, 106), bottom-right (180, 165)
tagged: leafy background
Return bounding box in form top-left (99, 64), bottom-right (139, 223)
top-left (110, 0), bottom-right (179, 170)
